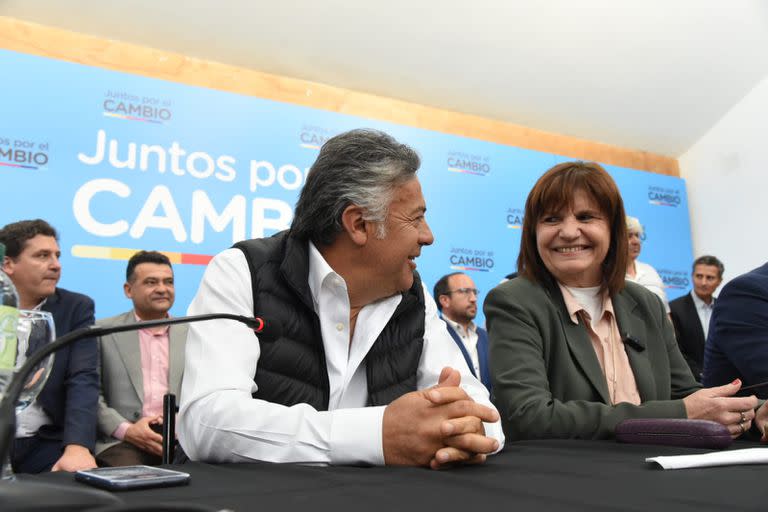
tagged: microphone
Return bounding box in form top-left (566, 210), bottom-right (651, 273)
top-left (736, 380), bottom-right (768, 392)
top-left (250, 316), bottom-right (283, 342)
top-left (0, 312), bottom-right (275, 510)
top-left (162, 393), bottom-right (177, 466)
top-left (622, 334), bottom-right (645, 352)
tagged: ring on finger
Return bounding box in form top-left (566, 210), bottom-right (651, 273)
top-left (739, 421), bottom-right (747, 434)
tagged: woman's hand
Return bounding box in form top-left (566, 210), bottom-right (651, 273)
top-left (683, 379), bottom-right (758, 437)
top-left (754, 401), bottom-right (768, 442)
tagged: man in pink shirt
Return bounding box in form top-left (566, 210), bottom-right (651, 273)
top-left (95, 251), bottom-right (187, 467)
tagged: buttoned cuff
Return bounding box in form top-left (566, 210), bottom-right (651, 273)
top-left (483, 420), bottom-right (505, 453)
top-left (329, 405), bottom-right (385, 466)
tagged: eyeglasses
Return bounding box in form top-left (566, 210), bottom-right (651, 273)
top-left (445, 288), bottom-right (479, 297)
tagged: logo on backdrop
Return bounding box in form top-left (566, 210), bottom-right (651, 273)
top-left (506, 207), bottom-right (524, 229)
top-left (449, 247), bottom-right (495, 272)
top-left (0, 136), bottom-right (49, 170)
top-left (299, 125), bottom-right (334, 150)
top-left (103, 90), bottom-right (173, 124)
top-left (658, 269), bottom-right (690, 290)
top-left (72, 129), bottom-right (311, 254)
top-left (647, 185), bottom-right (681, 207)
top-left (446, 151), bottom-right (491, 176)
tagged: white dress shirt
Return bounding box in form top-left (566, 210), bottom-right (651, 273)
top-left (691, 291), bottom-right (715, 340)
top-left (443, 317), bottom-right (480, 377)
top-left (178, 242), bottom-right (503, 465)
top-left (626, 260), bottom-right (670, 313)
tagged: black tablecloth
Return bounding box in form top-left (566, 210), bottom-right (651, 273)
top-left (11, 439), bottom-right (768, 511)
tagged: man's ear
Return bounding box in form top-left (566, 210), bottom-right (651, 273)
top-left (438, 294), bottom-right (451, 310)
top-left (2, 256), bottom-right (12, 275)
top-left (123, 282), bottom-right (133, 300)
top-left (341, 204), bottom-right (368, 246)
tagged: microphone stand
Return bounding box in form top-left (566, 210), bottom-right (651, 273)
top-left (0, 313), bottom-right (263, 511)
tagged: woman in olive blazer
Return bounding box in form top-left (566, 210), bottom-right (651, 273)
top-left (485, 276), bottom-right (699, 440)
top-left (485, 161), bottom-right (763, 441)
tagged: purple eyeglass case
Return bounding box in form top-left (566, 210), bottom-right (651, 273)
top-left (615, 418), bottom-right (733, 449)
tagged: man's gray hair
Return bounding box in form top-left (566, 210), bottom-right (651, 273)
top-left (626, 215), bottom-right (643, 236)
top-left (291, 128), bottom-right (421, 245)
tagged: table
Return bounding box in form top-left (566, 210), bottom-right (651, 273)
top-left (14, 439), bottom-right (768, 511)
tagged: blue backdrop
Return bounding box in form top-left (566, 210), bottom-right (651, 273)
top-left (0, 50), bottom-right (693, 325)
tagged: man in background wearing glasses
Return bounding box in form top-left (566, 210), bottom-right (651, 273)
top-left (434, 273), bottom-right (491, 391)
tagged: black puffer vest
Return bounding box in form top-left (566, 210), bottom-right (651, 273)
top-left (234, 231), bottom-right (425, 409)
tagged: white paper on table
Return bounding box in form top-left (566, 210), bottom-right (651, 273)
top-left (646, 448), bottom-right (768, 469)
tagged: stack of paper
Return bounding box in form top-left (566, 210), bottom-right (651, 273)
top-left (647, 448), bottom-right (768, 469)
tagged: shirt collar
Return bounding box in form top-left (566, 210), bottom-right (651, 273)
top-left (691, 290), bottom-right (715, 309)
top-left (134, 311), bottom-right (170, 334)
top-left (558, 282), bottom-right (614, 324)
top-left (443, 315), bottom-right (476, 334)
top-left (307, 241), bottom-right (347, 308)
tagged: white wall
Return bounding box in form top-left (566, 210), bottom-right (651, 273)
top-left (679, 73), bottom-right (768, 286)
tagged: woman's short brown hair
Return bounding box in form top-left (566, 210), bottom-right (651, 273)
top-left (516, 161), bottom-right (628, 296)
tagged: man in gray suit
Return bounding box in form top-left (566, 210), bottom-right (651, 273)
top-left (95, 251), bottom-right (187, 467)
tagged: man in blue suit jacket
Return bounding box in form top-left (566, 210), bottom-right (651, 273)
top-left (703, 262), bottom-right (768, 398)
top-left (0, 219), bottom-right (99, 473)
top-left (434, 272), bottom-right (491, 391)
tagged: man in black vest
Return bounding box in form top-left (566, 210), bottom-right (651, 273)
top-left (178, 129), bottom-right (503, 468)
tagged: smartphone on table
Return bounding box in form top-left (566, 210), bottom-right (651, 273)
top-left (75, 465), bottom-right (191, 491)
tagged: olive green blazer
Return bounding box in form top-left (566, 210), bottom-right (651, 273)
top-left (484, 277), bottom-right (700, 441)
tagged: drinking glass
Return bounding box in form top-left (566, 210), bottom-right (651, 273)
top-left (0, 310), bottom-right (56, 480)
